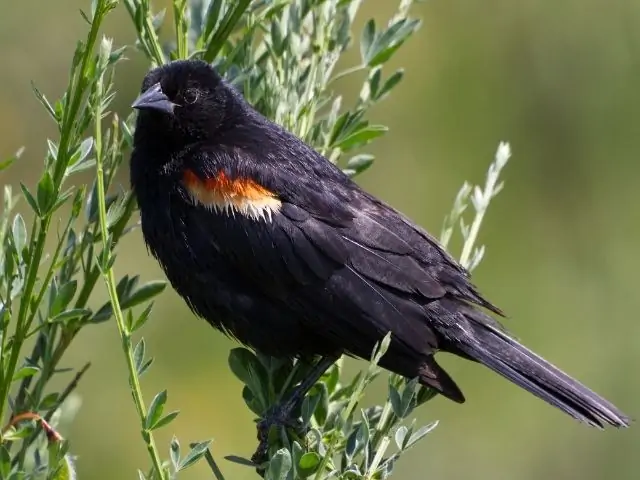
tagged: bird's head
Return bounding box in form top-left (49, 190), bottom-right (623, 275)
top-left (131, 60), bottom-right (237, 149)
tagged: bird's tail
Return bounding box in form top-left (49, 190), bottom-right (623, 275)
top-left (449, 307), bottom-right (631, 428)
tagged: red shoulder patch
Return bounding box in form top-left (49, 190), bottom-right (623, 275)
top-left (182, 169), bottom-right (281, 221)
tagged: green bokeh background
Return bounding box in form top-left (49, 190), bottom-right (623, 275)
top-left (1, 1), bottom-right (639, 478)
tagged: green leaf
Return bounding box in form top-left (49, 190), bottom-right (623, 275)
top-left (298, 452), bottom-right (320, 476)
top-left (32, 84), bottom-right (58, 122)
top-left (335, 125), bottom-right (387, 150)
top-left (301, 390), bottom-right (321, 426)
top-left (51, 454), bottom-right (77, 480)
top-left (170, 436), bottom-right (180, 471)
top-left (329, 111), bottom-right (352, 146)
top-left (92, 301), bottom-right (113, 323)
top-left (51, 187), bottom-right (76, 213)
top-left (324, 363), bottom-right (340, 395)
top-left (120, 281), bottom-right (166, 310)
top-left (39, 392), bottom-right (59, 410)
top-left (2, 424), bottom-right (33, 442)
top-left (51, 308), bottom-right (91, 325)
top-left (270, 20), bottom-right (285, 56)
top-left (0, 156), bottom-right (15, 171)
top-left (344, 154), bottom-right (375, 177)
top-left (178, 440), bottom-right (211, 471)
top-left (291, 441), bottom-right (303, 476)
top-left (203, 0), bottom-right (222, 39)
top-left (360, 19), bottom-right (376, 65)
top-left (36, 170), bottom-right (55, 214)
top-left (116, 275), bottom-right (137, 302)
top-left (106, 194), bottom-right (128, 229)
top-left (151, 410), bottom-right (179, 431)
top-left (68, 137), bottom-right (93, 168)
top-left (0, 446), bottom-right (10, 479)
top-left (66, 158), bottom-right (96, 176)
top-left (131, 302), bottom-right (154, 332)
top-left (241, 385), bottom-right (263, 416)
top-left (367, 68), bottom-right (381, 100)
top-left (224, 455), bottom-right (256, 467)
top-left (228, 348), bottom-right (268, 408)
top-left (0, 147), bottom-right (23, 171)
top-left (398, 377), bottom-right (418, 417)
top-left (121, 119), bottom-right (134, 147)
top-left (405, 421), bottom-right (438, 449)
top-left (137, 357), bottom-right (154, 377)
top-left (47, 139), bottom-right (59, 162)
top-left (133, 338), bottom-right (146, 371)
top-left (388, 382), bottom-right (403, 418)
top-left (266, 448), bottom-right (292, 480)
top-left (50, 280), bottom-right (78, 317)
top-left (376, 69), bottom-right (404, 100)
top-left (368, 19), bottom-right (421, 67)
top-left (203, 0), bottom-right (252, 62)
top-left (11, 214), bottom-right (27, 257)
top-left (13, 365), bottom-right (40, 381)
top-left (20, 183), bottom-right (40, 215)
top-left (312, 383), bottom-right (329, 425)
top-left (145, 390), bottom-right (167, 430)
top-left (133, 338), bottom-right (146, 374)
top-left (345, 416), bottom-right (369, 462)
top-left (416, 385), bottom-right (438, 405)
top-left (394, 425), bottom-right (408, 450)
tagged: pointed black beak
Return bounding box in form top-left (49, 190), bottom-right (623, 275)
top-left (131, 82), bottom-right (176, 115)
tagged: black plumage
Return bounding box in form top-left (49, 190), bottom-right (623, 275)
top-left (130, 59), bottom-right (630, 438)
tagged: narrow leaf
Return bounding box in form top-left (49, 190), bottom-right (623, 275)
top-left (178, 440), bottom-right (211, 471)
top-left (151, 410), bottom-right (179, 431)
top-left (120, 281), bottom-right (166, 310)
top-left (145, 390), bottom-right (167, 430)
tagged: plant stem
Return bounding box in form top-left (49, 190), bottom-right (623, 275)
top-left (0, 0), bottom-right (115, 432)
top-left (93, 79), bottom-right (165, 479)
top-left (459, 203), bottom-right (489, 269)
top-left (458, 143), bottom-right (510, 269)
top-left (123, 0), bottom-right (166, 66)
top-left (173, 0), bottom-right (189, 59)
top-left (0, 223), bottom-right (47, 426)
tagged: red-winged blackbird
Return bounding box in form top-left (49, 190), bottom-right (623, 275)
top-left (130, 59), bottom-right (630, 459)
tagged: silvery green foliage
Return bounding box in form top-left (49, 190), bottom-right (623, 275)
top-left (0, 1), bottom-right (167, 477)
top-left (441, 142), bottom-right (511, 272)
top-left (0, 0), bottom-right (510, 478)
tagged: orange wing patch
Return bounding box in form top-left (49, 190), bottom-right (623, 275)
top-left (183, 169), bottom-right (281, 221)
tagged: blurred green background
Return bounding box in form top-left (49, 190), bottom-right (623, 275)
top-left (2, 0), bottom-right (639, 478)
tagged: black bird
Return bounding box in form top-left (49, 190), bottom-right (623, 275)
top-left (129, 59), bottom-right (630, 459)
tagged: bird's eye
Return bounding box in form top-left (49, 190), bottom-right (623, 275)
top-left (183, 88), bottom-right (199, 105)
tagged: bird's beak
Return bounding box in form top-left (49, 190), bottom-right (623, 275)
top-left (131, 82), bottom-right (176, 115)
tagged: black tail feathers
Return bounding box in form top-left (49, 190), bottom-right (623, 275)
top-left (449, 309), bottom-right (631, 428)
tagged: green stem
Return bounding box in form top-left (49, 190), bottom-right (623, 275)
top-left (53, 2), bottom-right (111, 187)
top-left (0, 222), bottom-right (47, 426)
top-left (173, 0), bottom-right (189, 59)
top-left (123, 0), bottom-right (165, 66)
top-left (93, 82), bottom-right (165, 479)
top-left (0, 0), bottom-right (113, 429)
top-left (201, 447), bottom-right (226, 480)
top-left (329, 64), bottom-right (367, 85)
top-left (202, 0), bottom-right (252, 63)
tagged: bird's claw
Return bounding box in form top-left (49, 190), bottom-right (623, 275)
top-left (251, 407), bottom-right (306, 467)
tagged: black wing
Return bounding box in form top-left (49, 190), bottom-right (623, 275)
top-left (182, 135), bottom-right (502, 401)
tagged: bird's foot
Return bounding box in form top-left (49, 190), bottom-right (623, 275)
top-left (251, 402), bottom-right (306, 467)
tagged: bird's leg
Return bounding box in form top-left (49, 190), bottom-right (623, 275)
top-left (251, 354), bottom-right (340, 466)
